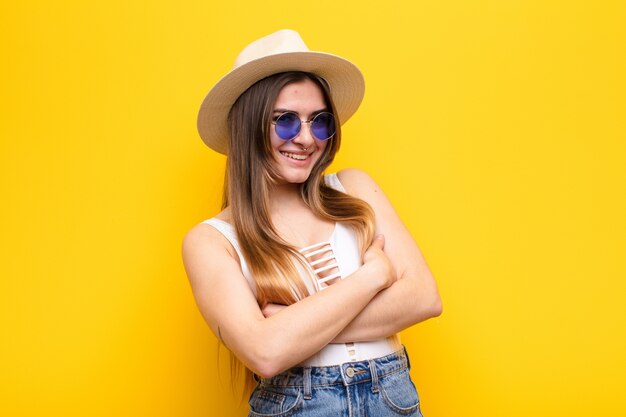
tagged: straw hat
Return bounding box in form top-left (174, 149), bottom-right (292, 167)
top-left (197, 29), bottom-right (365, 154)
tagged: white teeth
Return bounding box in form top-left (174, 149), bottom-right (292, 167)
top-left (280, 151), bottom-right (308, 160)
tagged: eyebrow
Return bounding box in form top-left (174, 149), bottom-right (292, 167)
top-left (272, 108), bottom-right (329, 116)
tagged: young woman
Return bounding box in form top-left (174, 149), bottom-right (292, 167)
top-left (183, 29), bottom-right (442, 416)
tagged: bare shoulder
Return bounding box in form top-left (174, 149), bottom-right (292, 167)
top-left (182, 207), bottom-right (233, 256)
top-left (181, 220), bottom-right (239, 279)
top-left (336, 168), bottom-right (402, 238)
top-left (336, 168), bottom-right (384, 200)
top-left (182, 222), bottom-right (222, 251)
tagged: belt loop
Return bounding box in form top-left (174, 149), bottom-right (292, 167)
top-left (303, 367), bottom-right (312, 400)
top-left (403, 345), bottom-right (411, 370)
top-left (368, 360), bottom-right (379, 393)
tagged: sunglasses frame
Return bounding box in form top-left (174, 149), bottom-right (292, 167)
top-left (271, 111), bottom-right (336, 142)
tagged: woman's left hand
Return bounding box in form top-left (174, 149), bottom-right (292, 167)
top-left (262, 303), bottom-right (287, 318)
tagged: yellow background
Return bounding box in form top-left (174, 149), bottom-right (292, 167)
top-left (1, 1), bottom-right (625, 416)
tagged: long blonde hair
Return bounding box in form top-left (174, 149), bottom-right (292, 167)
top-left (223, 71), bottom-right (375, 397)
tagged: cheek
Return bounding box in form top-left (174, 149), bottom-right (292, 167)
top-left (269, 130), bottom-right (284, 150)
top-left (318, 139), bottom-right (330, 152)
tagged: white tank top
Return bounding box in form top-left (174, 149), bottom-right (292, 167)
top-left (202, 173), bottom-right (399, 366)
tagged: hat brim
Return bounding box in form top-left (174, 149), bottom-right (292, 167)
top-left (197, 51), bottom-right (365, 155)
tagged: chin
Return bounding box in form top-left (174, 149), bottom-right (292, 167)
top-left (273, 155), bottom-right (321, 185)
top-left (277, 171), bottom-right (312, 184)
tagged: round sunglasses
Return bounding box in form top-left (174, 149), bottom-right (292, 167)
top-left (271, 111), bottom-right (336, 141)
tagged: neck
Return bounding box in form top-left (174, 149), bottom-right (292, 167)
top-left (268, 182), bottom-right (305, 214)
top-left (270, 179), bottom-right (302, 202)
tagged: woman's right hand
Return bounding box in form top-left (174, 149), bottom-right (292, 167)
top-left (362, 234), bottom-right (397, 289)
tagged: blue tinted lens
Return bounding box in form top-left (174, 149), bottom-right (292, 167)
top-left (311, 112), bottom-right (336, 141)
top-left (274, 112), bottom-right (301, 140)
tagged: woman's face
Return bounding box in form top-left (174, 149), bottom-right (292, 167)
top-left (269, 78), bottom-right (329, 185)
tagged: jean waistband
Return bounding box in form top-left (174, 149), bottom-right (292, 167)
top-left (256, 346), bottom-right (411, 388)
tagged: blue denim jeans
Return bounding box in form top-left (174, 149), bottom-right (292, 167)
top-left (248, 347), bottom-right (423, 417)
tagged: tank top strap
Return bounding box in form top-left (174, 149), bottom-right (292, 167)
top-left (324, 172), bottom-right (347, 193)
top-left (201, 218), bottom-right (241, 251)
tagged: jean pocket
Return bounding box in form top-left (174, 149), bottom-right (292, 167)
top-left (248, 386), bottom-right (302, 417)
top-left (378, 369), bottom-right (422, 415)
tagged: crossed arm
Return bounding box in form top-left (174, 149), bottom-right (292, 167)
top-left (182, 168), bottom-right (441, 378)
top-left (262, 168), bottom-right (442, 342)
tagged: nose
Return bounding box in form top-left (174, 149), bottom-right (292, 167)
top-left (291, 120), bottom-right (316, 149)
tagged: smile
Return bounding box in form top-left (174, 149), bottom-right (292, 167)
top-left (280, 151), bottom-right (310, 161)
